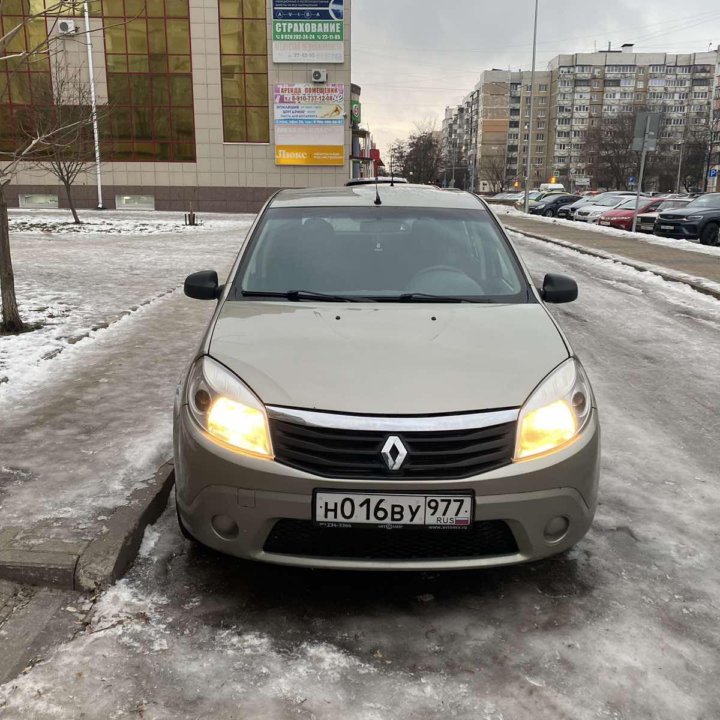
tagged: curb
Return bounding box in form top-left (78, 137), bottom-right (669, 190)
top-left (0, 462), bottom-right (174, 592)
top-left (504, 225), bottom-right (720, 302)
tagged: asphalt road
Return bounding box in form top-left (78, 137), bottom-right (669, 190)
top-left (1, 234), bottom-right (719, 719)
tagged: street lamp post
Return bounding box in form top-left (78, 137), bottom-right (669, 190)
top-left (82, 0), bottom-right (103, 209)
top-left (523, 0), bottom-right (539, 214)
top-left (675, 140), bottom-right (684, 194)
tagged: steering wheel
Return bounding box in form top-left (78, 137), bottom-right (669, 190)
top-left (408, 265), bottom-right (470, 281)
top-left (405, 265), bottom-right (483, 294)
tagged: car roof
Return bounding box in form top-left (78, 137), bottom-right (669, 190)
top-left (269, 185), bottom-right (485, 209)
top-left (345, 176), bottom-right (409, 186)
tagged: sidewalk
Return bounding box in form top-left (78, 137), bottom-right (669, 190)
top-left (0, 212), bottom-right (248, 591)
top-left (498, 211), bottom-right (720, 299)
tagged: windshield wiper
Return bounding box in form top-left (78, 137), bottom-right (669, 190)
top-left (391, 293), bottom-right (494, 303)
top-left (240, 290), bottom-right (365, 303)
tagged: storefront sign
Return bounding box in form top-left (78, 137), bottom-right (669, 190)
top-left (272, 0), bottom-right (344, 63)
top-left (274, 83), bottom-right (345, 166)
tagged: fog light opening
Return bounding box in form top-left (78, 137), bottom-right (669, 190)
top-left (544, 516), bottom-right (570, 543)
top-left (211, 514), bottom-right (239, 540)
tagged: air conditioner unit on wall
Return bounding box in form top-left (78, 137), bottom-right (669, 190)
top-left (58, 19), bottom-right (78, 35)
top-left (311, 69), bottom-right (328, 83)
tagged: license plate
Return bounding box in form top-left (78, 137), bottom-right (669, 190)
top-left (660, 225), bottom-right (674, 230)
top-left (599, 220), bottom-right (610, 225)
top-left (314, 491), bottom-right (473, 528)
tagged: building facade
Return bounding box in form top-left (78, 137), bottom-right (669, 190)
top-left (1, 0), bottom-right (353, 212)
top-left (442, 45), bottom-right (720, 192)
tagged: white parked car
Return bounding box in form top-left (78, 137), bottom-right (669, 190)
top-left (574, 194), bottom-right (645, 223)
top-left (635, 197), bottom-right (692, 233)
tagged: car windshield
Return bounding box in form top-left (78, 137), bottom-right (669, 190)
top-left (595, 195), bottom-right (626, 207)
top-left (657, 199), bottom-right (690, 210)
top-left (234, 207), bottom-right (528, 303)
top-left (687, 194), bottom-right (720, 209)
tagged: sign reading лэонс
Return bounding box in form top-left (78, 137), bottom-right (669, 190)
top-left (272, 0), bottom-right (344, 63)
top-left (274, 83), bottom-right (345, 166)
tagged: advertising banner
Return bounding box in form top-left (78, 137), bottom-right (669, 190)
top-left (272, 0), bottom-right (344, 63)
top-left (274, 83), bottom-right (345, 166)
top-left (351, 99), bottom-right (361, 123)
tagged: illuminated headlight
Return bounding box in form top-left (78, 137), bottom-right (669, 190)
top-left (186, 356), bottom-right (273, 459)
top-left (514, 358), bottom-right (593, 461)
top-left (685, 215), bottom-right (703, 222)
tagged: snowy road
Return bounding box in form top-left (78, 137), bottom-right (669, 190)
top-left (1, 232), bottom-right (720, 718)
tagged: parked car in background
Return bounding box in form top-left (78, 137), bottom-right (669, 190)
top-left (557, 195), bottom-right (596, 220)
top-left (529, 194), bottom-right (580, 217)
top-left (539, 183), bottom-right (565, 192)
top-left (574, 193), bottom-right (642, 223)
top-left (514, 189), bottom-right (565, 211)
top-left (653, 193), bottom-right (720, 245)
top-left (636, 197), bottom-right (692, 233)
top-left (597, 196), bottom-right (667, 232)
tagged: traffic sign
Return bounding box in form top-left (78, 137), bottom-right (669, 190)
top-left (710, 168), bottom-right (718, 178)
top-left (628, 176), bottom-right (636, 185)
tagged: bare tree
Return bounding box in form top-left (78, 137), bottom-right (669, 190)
top-left (0, 0), bottom-right (91, 331)
top-left (478, 154), bottom-right (507, 193)
top-left (20, 66), bottom-right (99, 224)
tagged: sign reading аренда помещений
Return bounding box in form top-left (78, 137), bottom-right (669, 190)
top-left (272, 0), bottom-right (344, 63)
top-left (274, 83), bottom-right (345, 166)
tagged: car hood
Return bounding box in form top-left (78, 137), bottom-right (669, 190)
top-left (601, 209), bottom-right (632, 218)
top-left (208, 302), bottom-right (569, 415)
top-left (659, 206), bottom-right (717, 218)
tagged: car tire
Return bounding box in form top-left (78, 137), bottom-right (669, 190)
top-left (543, 209), bottom-right (554, 217)
top-left (700, 222), bottom-right (720, 246)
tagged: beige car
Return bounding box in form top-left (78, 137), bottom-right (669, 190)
top-left (174, 185), bottom-right (600, 570)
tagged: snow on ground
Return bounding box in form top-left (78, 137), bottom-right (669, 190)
top-left (0, 231), bottom-right (719, 719)
top-left (493, 204), bottom-right (720, 258)
top-left (0, 210), bottom-right (253, 388)
top-left (0, 211), bottom-right (251, 537)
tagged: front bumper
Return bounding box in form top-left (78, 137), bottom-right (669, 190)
top-left (653, 221), bottom-right (699, 239)
top-left (174, 407), bottom-right (600, 570)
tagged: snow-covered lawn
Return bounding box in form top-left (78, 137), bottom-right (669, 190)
top-left (1, 210), bottom-right (253, 389)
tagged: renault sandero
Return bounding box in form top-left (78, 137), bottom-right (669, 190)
top-left (174, 185), bottom-right (600, 570)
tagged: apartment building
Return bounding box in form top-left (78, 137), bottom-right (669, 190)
top-left (1, 0), bottom-right (353, 212)
top-left (549, 45), bottom-right (717, 187)
top-left (442, 44), bottom-right (719, 192)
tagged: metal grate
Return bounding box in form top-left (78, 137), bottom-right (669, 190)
top-left (264, 519), bottom-right (518, 560)
top-left (270, 420), bottom-right (516, 480)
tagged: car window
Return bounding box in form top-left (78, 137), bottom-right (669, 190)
top-left (687, 194), bottom-right (720, 209)
top-left (657, 199), bottom-right (690, 210)
top-left (234, 206), bottom-right (529, 302)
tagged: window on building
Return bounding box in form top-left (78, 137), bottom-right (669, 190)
top-left (538, 83), bottom-right (548, 92)
top-left (693, 91), bottom-right (709, 99)
top-left (102, 0), bottom-right (196, 161)
top-left (536, 133), bottom-right (544, 141)
top-left (649, 78), bottom-right (666, 86)
top-left (219, 0), bottom-right (269, 143)
top-left (574, 105), bottom-right (589, 112)
top-left (650, 65), bottom-right (665, 73)
top-left (0, 8), bottom-right (52, 154)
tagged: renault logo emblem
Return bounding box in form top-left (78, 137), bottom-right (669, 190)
top-left (381, 435), bottom-right (407, 471)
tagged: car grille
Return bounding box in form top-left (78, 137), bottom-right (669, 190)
top-left (263, 519), bottom-right (518, 559)
top-left (577, 210), bottom-right (589, 217)
top-left (269, 418), bottom-right (516, 479)
top-left (657, 213), bottom-right (682, 221)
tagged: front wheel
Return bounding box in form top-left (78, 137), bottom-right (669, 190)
top-left (543, 209), bottom-right (555, 217)
top-left (700, 222), bottom-right (719, 246)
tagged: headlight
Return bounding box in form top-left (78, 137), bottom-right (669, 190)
top-left (514, 358), bottom-right (593, 461)
top-left (186, 356), bottom-right (273, 458)
top-left (685, 215), bottom-right (703, 221)
top-left (534, 203), bottom-right (546, 209)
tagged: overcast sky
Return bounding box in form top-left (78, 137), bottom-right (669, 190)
top-left (351, 0), bottom-right (719, 157)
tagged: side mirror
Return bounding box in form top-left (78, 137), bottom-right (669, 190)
top-left (184, 270), bottom-right (222, 300)
top-left (540, 273), bottom-right (578, 303)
